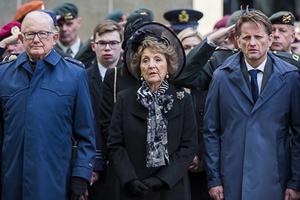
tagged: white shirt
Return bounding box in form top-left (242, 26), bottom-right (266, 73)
top-left (245, 57), bottom-right (267, 94)
top-left (57, 37), bottom-right (81, 58)
top-left (97, 63), bottom-right (108, 81)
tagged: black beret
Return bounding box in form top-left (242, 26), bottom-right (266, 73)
top-left (53, 2), bottom-right (78, 21)
top-left (163, 9), bottom-right (203, 34)
top-left (269, 11), bottom-right (295, 25)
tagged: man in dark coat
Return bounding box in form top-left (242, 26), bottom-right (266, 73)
top-left (86, 19), bottom-right (123, 200)
top-left (203, 10), bottom-right (300, 200)
top-left (0, 11), bottom-right (96, 200)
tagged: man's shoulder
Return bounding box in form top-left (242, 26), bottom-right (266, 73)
top-left (63, 57), bottom-right (85, 68)
top-left (272, 51), bottom-right (300, 69)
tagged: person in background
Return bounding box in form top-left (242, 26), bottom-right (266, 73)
top-left (0, 10), bottom-right (96, 200)
top-left (107, 22), bottom-right (198, 200)
top-left (105, 10), bottom-right (128, 28)
top-left (163, 9), bottom-right (203, 34)
top-left (291, 21), bottom-right (300, 54)
top-left (86, 20), bottom-right (123, 200)
top-left (203, 10), bottom-right (300, 200)
top-left (177, 27), bottom-right (203, 55)
top-left (269, 11), bottom-right (296, 53)
top-left (177, 26), bottom-right (211, 200)
top-left (0, 21), bottom-right (24, 61)
top-left (54, 2), bottom-right (83, 59)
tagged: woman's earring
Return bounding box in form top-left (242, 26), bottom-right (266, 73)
top-left (140, 75), bottom-right (144, 81)
top-left (166, 73), bottom-right (169, 79)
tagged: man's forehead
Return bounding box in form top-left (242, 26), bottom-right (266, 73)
top-left (96, 31), bottom-right (121, 40)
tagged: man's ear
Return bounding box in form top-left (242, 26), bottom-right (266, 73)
top-left (52, 32), bottom-right (60, 43)
top-left (235, 36), bottom-right (241, 49)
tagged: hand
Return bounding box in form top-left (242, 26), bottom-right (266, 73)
top-left (209, 186), bottom-right (224, 200)
top-left (189, 156), bottom-right (202, 172)
top-left (284, 188), bottom-right (300, 200)
top-left (71, 177), bottom-right (88, 200)
top-left (90, 171), bottom-right (99, 185)
top-left (207, 25), bottom-right (235, 46)
top-left (125, 179), bottom-right (149, 196)
top-left (142, 177), bottom-right (166, 191)
top-left (0, 34), bottom-right (19, 48)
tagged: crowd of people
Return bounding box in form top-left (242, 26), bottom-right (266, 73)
top-left (0, 1), bottom-right (300, 200)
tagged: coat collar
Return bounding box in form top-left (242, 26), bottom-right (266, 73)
top-left (131, 84), bottom-right (180, 121)
top-left (15, 49), bottom-right (62, 69)
top-left (220, 52), bottom-right (297, 112)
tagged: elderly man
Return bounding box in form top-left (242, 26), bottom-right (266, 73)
top-left (203, 10), bottom-right (300, 200)
top-left (269, 11), bottom-right (296, 53)
top-left (0, 11), bottom-right (96, 200)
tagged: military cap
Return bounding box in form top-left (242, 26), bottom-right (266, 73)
top-left (105, 10), bottom-right (127, 23)
top-left (214, 15), bottom-right (230, 29)
top-left (13, 1), bottom-right (45, 22)
top-left (41, 9), bottom-right (58, 27)
top-left (0, 21), bottom-right (21, 41)
top-left (53, 2), bottom-right (78, 21)
top-left (163, 9), bottom-right (203, 34)
top-left (226, 10), bottom-right (243, 27)
top-left (269, 11), bottom-right (295, 25)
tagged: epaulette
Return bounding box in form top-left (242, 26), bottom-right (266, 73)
top-left (0, 56), bottom-right (17, 64)
top-left (64, 57), bottom-right (85, 68)
top-left (215, 46), bottom-right (239, 53)
top-left (272, 51), bottom-right (300, 61)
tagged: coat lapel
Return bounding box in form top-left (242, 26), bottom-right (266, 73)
top-left (90, 62), bottom-right (103, 98)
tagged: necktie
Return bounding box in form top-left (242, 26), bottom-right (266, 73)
top-left (249, 69), bottom-right (259, 103)
top-left (66, 48), bottom-right (73, 57)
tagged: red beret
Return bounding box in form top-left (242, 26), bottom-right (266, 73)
top-left (0, 21), bottom-right (21, 41)
top-left (213, 15), bottom-right (230, 30)
top-left (14, 1), bottom-right (45, 22)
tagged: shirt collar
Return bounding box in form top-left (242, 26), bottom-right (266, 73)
top-left (97, 62), bottom-right (108, 80)
top-left (57, 37), bottom-right (81, 56)
top-left (245, 56), bottom-right (267, 72)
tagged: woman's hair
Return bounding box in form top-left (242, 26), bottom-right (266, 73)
top-left (177, 27), bottom-right (203, 43)
top-left (130, 36), bottom-right (178, 78)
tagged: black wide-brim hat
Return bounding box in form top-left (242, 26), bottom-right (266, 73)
top-left (125, 22), bottom-right (185, 81)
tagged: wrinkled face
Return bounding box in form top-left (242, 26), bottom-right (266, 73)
top-left (91, 31), bottom-right (122, 68)
top-left (182, 36), bottom-right (201, 55)
top-left (271, 24), bottom-right (295, 52)
top-left (19, 16), bottom-right (58, 60)
top-left (140, 48), bottom-right (168, 89)
top-left (237, 22), bottom-right (272, 67)
top-left (58, 18), bottom-right (81, 46)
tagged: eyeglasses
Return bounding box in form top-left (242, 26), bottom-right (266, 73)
top-left (94, 40), bottom-right (121, 49)
top-left (22, 31), bottom-right (54, 40)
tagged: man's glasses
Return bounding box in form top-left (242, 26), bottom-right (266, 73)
top-left (22, 31), bottom-right (54, 40)
top-left (94, 40), bottom-right (121, 49)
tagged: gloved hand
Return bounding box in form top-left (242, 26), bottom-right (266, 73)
top-left (142, 177), bottom-right (166, 191)
top-left (71, 177), bottom-right (88, 200)
top-left (125, 179), bottom-right (149, 196)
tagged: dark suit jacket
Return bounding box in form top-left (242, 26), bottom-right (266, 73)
top-left (86, 61), bottom-right (104, 171)
top-left (107, 84), bottom-right (198, 200)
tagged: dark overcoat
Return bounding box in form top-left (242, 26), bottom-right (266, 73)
top-left (107, 85), bottom-right (198, 200)
top-left (203, 52), bottom-right (300, 200)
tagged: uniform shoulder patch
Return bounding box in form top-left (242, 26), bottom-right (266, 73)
top-left (292, 53), bottom-right (299, 61)
top-left (64, 57), bottom-right (85, 68)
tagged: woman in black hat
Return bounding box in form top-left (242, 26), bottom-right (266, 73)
top-left (107, 22), bottom-right (198, 200)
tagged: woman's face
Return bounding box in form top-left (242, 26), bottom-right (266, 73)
top-left (140, 47), bottom-right (168, 89)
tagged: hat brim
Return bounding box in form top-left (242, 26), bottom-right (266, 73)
top-left (125, 22), bottom-right (185, 81)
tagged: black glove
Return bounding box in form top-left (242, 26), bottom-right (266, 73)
top-left (142, 177), bottom-right (166, 191)
top-left (125, 179), bottom-right (149, 196)
top-left (71, 177), bottom-right (88, 200)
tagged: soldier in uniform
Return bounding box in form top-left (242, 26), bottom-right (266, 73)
top-left (0, 21), bottom-right (24, 61)
top-left (163, 9), bottom-right (203, 34)
top-left (269, 11), bottom-right (300, 68)
top-left (53, 3), bottom-right (84, 59)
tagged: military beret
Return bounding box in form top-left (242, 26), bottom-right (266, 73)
top-left (214, 15), bottom-right (230, 29)
top-left (163, 9), bottom-right (203, 34)
top-left (105, 10), bottom-right (127, 23)
top-left (226, 10), bottom-right (243, 27)
top-left (13, 1), bottom-right (45, 22)
top-left (269, 11), bottom-right (295, 25)
top-left (0, 21), bottom-right (21, 41)
top-left (53, 2), bottom-right (78, 21)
